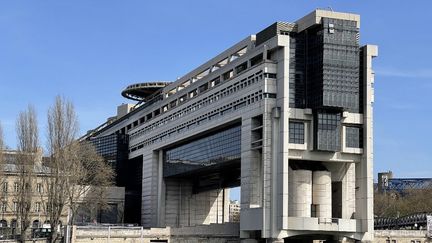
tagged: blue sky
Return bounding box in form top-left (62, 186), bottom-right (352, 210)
top-left (1, 0), bottom-right (432, 197)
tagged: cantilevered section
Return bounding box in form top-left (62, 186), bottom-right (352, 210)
top-left (121, 82), bottom-right (171, 101)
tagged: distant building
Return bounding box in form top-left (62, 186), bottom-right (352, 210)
top-left (0, 150), bottom-right (68, 230)
top-left (229, 200), bottom-right (240, 222)
top-left (0, 150), bottom-right (125, 232)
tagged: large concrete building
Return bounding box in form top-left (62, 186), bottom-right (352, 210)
top-left (85, 9), bottom-right (377, 242)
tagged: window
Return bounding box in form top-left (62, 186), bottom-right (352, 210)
top-left (36, 183), bottom-right (43, 193)
top-left (235, 62), bottom-right (248, 74)
top-left (346, 126), bottom-right (363, 148)
top-left (35, 202), bottom-right (41, 212)
top-left (14, 182), bottom-right (19, 192)
top-left (179, 94), bottom-right (187, 103)
top-left (223, 70), bottom-right (234, 80)
top-left (189, 89), bottom-right (197, 98)
top-left (2, 182), bottom-right (7, 192)
top-left (1, 202), bottom-right (6, 212)
top-left (250, 53), bottom-right (263, 66)
top-left (170, 100), bottom-right (177, 108)
top-left (289, 121), bottom-right (305, 144)
top-left (162, 105), bottom-right (168, 112)
top-left (210, 77), bottom-right (220, 87)
top-left (315, 112), bottom-right (341, 151)
top-left (198, 83), bottom-right (208, 93)
top-left (13, 202), bottom-right (18, 212)
top-left (311, 204), bottom-right (318, 217)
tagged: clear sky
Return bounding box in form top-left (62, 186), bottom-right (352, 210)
top-left (1, 0), bottom-right (432, 200)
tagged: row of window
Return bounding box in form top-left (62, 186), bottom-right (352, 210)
top-left (0, 219), bottom-right (55, 228)
top-left (289, 121), bottom-right (363, 149)
top-left (129, 90), bottom-right (264, 153)
top-left (2, 182), bottom-right (43, 193)
top-left (0, 201), bottom-right (42, 213)
top-left (129, 70), bottom-right (267, 141)
top-left (113, 48), bottom-right (267, 139)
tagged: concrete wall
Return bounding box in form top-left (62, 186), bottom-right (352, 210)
top-left (71, 227), bottom-right (432, 243)
top-left (71, 224), bottom-right (240, 243)
top-left (164, 179), bottom-right (229, 227)
top-left (374, 230), bottom-right (432, 243)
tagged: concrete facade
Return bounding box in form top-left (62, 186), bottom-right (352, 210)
top-left (87, 9), bottom-right (377, 242)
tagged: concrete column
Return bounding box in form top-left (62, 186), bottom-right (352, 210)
top-left (355, 45), bottom-right (378, 241)
top-left (273, 34), bottom-right (290, 233)
top-left (342, 163), bottom-right (355, 219)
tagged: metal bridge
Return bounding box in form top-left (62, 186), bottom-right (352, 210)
top-left (383, 178), bottom-right (432, 193)
top-left (375, 213), bottom-right (432, 230)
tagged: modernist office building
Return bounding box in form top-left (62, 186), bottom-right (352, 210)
top-left (85, 9), bottom-right (377, 242)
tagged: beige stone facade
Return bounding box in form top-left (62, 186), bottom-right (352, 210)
top-left (0, 151), bottom-right (68, 229)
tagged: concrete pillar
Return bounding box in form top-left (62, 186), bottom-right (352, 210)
top-left (355, 45), bottom-right (378, 241)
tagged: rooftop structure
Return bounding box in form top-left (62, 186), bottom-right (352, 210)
top-left (86, 9), bottom-right (377, 242)
top-left (121, 82), bottom-right (171, 102)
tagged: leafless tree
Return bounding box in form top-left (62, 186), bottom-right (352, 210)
top-left (0, 121), bottom-right (4, 162)
top-left (374, 187), bottom-right (432, 218)
top-left (15, 105), bottom-right (40, 242)
top-left (0, 122), bottom-right (5, 210)
top-left (44, 96), bottom-right (114, 243)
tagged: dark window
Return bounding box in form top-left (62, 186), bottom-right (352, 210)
top-left (210, 77), bottom-right (220, 87)
top-left (223, 70), bottom-right (234, 80)
top-left (146, 113), bottom-right (153, 120)
top-left (289, 121), bottom-right (305, 144)
top-left (346, 126), bottom-right (363, 148)
top-left (264, 73), bottom-right (277, 79)
top-left (315, 112), bottom-right (341, 151)
top-left (198, 83), bottom-right (208, 93)
top-left (250, 53), bottom-right (263, 66)
top-left (311, 204), bottom-right (318, 217)
top-left (235, 62), bottom-right (248, 74)
top-left (170, 100), bottom-right (177, 108)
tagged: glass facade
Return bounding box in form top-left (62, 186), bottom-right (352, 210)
top-left (346, 126), bottom-right (363, 148)
top-left (321, 18), bottom-right (360, 112)
top-left (288, 18), bottom-right (361, 113)
top-left (164, 125), bottom-right (241, 177)
top-left (315, 112), bottom-right (341, 151)
top-left (89, 133), bottom-right (128, 186)
top-left (289, 121), bottom-right (305, 144)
